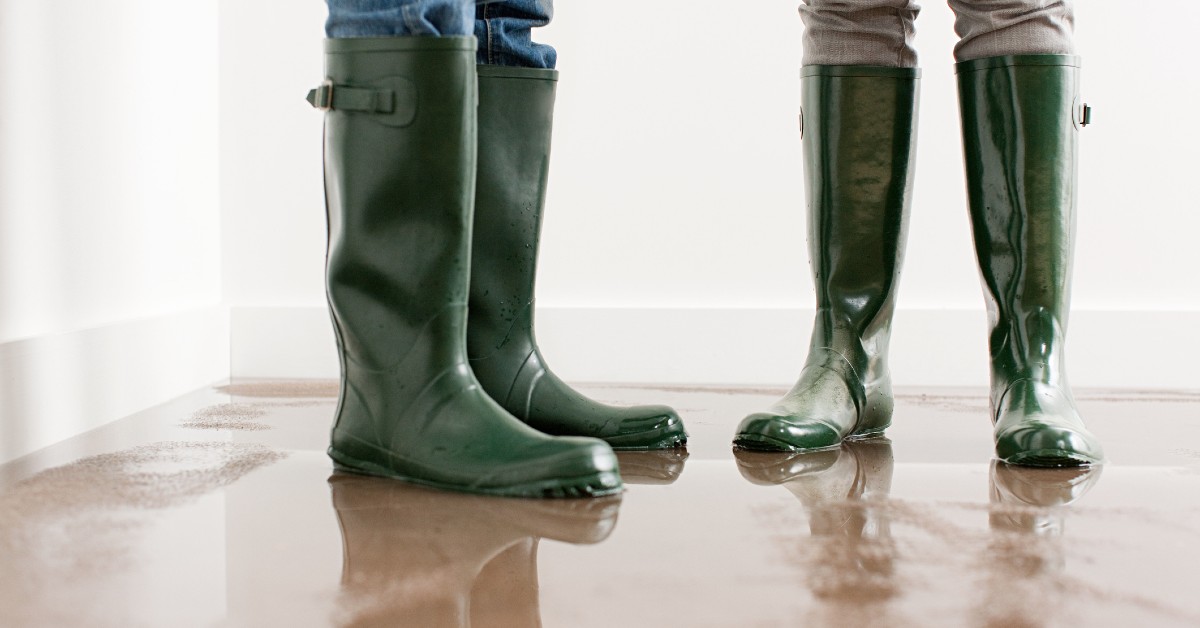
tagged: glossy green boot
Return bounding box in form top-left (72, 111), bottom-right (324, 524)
top-left (467, 66), bottom-right (687, 451)
top-left (957, 55), bottom-right (1104, 467)
top-left (734, 66), bottom-right (919, 452)
top-left (312, 37), bottom-right (621, 497)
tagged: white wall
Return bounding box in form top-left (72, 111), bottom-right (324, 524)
top-left (0, 1), bottom-right (228, 464)
top-left (218, 0), bottom-right (328, 309)
top-left (219, 0), bottom-right (1200, 389)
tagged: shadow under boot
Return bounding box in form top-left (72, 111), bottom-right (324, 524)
top-left (734, 66), bottom-right (919, 452)
top-left (329, 472), bottom-right (621, 628)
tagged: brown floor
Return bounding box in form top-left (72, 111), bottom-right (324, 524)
top-left (1, 381), bottom-right (1199, 627)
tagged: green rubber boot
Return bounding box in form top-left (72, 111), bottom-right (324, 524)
top-left (957, 55), bottom-right (1104, 467)
top-left (467, 66), bottom-right (687, 451)
top-left (312, 37), bottom-right (621, 497)
top-left (734, 66), bottom-right (919, 452)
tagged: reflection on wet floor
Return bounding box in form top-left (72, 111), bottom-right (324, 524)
top-left (981, 463), bottom-right (1103, 628)
top-left (330, 474), bottom-right (621, 627)
top-left (0, 380), bottom-right (1198, 627)
top-left (735, 443), bottom-right (1115, 627)
top-left (616, 450), bottom-right (690, 485)
top-left (330, 450), bottom-right (684, 627)
top-left (738, 441), bottom-right (901, 621)
top-left (0, 441), bottom-right (286, 627)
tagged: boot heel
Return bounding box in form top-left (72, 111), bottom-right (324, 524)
top-left (852, 388), bottom-right (894, 438)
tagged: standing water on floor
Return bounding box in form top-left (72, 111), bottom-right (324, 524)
top-left (0, 382), bottom-right (1197, 627)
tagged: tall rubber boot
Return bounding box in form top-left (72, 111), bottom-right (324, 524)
top-left (311, 37), bottom-right (621, 497)
top-left (467, 66), bottom-right (687, 450)
top-left (957, 55), bottom-right (1104, 467)
top-left (733, 66), bottom-right (919, 451)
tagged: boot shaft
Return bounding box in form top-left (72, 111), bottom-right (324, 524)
top-left (800, 66), bottom-right (919, 366)
top-left (319, 38), bottom-right (484, 452)
top-left (957, 55), bottom-right (1082, 386)
top-left (468, 66), bottom-right (558, 362)
top-left (321, 37), bottom-right (479, 373)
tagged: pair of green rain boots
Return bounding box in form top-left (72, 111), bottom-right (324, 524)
top-left (734, 56), bottom-right (1104, 467)
top-left (312, 37), bottom-right (686, 498)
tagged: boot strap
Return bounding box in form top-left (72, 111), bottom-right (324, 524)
top-left (306, 79), bottom-right (394, 113)
top-left (306, 77), bottom-right (418, 127)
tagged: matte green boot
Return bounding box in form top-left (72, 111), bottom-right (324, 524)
top-left (733, 66), bottom-right (919, 452)
top-left (957, 55), bottom-right (1104, 467)
top-left (312, 37), bottom-right (621, 497)
top-left (467, 66), bottom-right (687, 451)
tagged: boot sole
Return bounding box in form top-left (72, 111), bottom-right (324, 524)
top-left (609, 434), bottom-right (688, 452)
top-left (731, 434), bottom-right (841, 453)
top-left (541, 412), bottom-right (688, 451)
top-left (732, 427), bottom-right (888, 453)
top-left (328, 447), bottom-right (623, 499)
top-left (1000, 449), bottom-right (1102, 468)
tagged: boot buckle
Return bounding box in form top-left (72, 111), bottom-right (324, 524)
top-left (1072, 99), bottom-right (1092, 129)
top-left (313, 80), bottom-right (334, 111)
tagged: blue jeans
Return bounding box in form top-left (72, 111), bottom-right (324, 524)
top-left (325, 0), bottom-right (556, 69)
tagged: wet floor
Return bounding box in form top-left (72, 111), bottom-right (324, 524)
top-left (1, 381), bottom-right (1198, 627)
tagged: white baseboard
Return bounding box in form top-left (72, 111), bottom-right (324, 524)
top-left (0, 307), bottom-right (230, 465)
top-left (230, 305), bottom-right (1198, 391)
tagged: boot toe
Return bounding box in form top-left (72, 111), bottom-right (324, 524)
top-left (605, 406), bottom-right (688, 451)
top-left (733, 413), bottom-right (842, 452)
top-left (996, 418), bottom-right (1104, 467)
top-left (489, 437), bottom-right (624, 498)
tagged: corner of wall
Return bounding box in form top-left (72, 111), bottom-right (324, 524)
top-left (0, 307), bottom-right (231, 465)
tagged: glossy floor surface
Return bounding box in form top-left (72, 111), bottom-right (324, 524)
top-left (2, 382), bottom-right (1199, 627)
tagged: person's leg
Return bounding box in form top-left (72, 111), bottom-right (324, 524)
top-left (733, 1), bottom-right (920, 452)
top-left (950, 0), bottom-right (1103, 466)
top-left (947, 0), bottom-right (1073, 61)
top-left (311, 2), bottom-right (622, 496)
top-left (327, 0), bottom-right (556, 65)
top-left (473, 0), bottom-right (555, 68)
top-left (326, 0), bottom-right (473, 38)
top-left (799, 0), bottom-right (921, 67)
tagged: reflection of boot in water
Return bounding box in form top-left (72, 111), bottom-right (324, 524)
top-left (736, 440), bottom-right (897, 606)
top-left (991, 461), bottom-right (1101, 538)
top-left (470, 539), bottom-right (541, 627)
top-left (329, 473), bottom-right (621, 628)
top-left (978, 462), bottom-right (1101, 626)
top-left (615, 449), bottom-right (690, 485)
